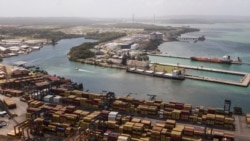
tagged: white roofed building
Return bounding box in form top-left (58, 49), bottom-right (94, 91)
top-left (149, 32), bottom-right (163, 40)
top-left (0, 46), bottom-right (10, 53)
top-left (20, 45), bottom-right (29, 49)
top-left (9, 46), bottom-right (20, 53)
top-left (131, 43), bottom-right (139, 50)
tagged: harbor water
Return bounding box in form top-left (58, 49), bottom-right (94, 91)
top-left (2, 23), bottom-right (250, 112)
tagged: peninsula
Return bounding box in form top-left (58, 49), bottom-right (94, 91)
top-left (67, 23), bottom-right (200, 68)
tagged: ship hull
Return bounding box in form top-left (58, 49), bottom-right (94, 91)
top-left (127, 68), bottom-right (185, 80)
top-left (190, 57), bottom-right (232, 64)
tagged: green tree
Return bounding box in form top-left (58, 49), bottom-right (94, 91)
top-left (78, 83), bottom-right (84, 91)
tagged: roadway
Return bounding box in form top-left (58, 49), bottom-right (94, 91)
top-left (234, 115), bottom-right (250, 141)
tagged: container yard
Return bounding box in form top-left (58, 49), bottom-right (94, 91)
top-left (0, 65), bottom-right (249, 141)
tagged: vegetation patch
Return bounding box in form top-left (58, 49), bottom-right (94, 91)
top-left (152, 64), bottom-right (184, 72)
top-left (84, 32), bottom-right (126, 43)
top-left (68, 32), bottom-right (126, 61)
top-left (68, 42), bottom-right (96, 61)
top-left (0, 27), bottom-right (81, 42)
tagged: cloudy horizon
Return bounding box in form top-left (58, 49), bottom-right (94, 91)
top-left (0, 0), bottom-right (250, 18)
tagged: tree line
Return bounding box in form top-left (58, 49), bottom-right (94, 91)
top-left (0, 27), bottom-right (82, 42)
top-left (84, 32), bottom-right (126, 43)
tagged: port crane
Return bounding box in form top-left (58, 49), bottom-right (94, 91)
top-left (88, 114), bottom-right (108, 141)
top-left (126, 92), bottom-right (137, 97)
top-left (224, 99), bottom-right (231, 115)
top-left (103, 91), bottom-right (115, 110)
top-left (203, 124), bottom-right (213, 140)
top-left (147, 94), bottom-right (157, 101)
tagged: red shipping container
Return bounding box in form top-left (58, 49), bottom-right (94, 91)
top-left (171, 136), bottom-right (181, 141)
top-left (181, 110), bottom-right (190, 115)
top-left (165, 107), bottom-right (174, 112)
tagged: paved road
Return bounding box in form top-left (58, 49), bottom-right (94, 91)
top-left (234, 115), bottom-right (250, 141)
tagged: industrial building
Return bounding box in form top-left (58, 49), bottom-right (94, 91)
top-left (149, 32), bottom-right (163, 40)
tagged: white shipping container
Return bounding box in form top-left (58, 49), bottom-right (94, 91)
top-left (108, 111), bottom-right (118, 121)
top-left (43, 95), bottom-right (53, 102)
top-left (158, 110), bottom-right (164, 119)
top-left (118, 136), bottom-right (130, 141)
top-left (53, 96), bottom-right (62, 104)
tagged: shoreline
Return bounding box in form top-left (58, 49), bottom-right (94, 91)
top-left (76, 59), bottom-right (127, 70)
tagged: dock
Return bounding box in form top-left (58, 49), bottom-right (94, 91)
top-left (185, 74), bottom-right (250, 87)
top-left (153, 62), bottom-right (250, 87)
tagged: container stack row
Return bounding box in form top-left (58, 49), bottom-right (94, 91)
top-left (32, 117), bottom-right (74, 137)
top-left (23, 88), bottom-right (236, 140)
top-left (191, 106), bottom-right (235, 129)
top-left (48, 89), bottom-right (106, 110)
top-left (47, 88), bottom-right (237, 130)
top-left (3, 89), bottom-right (24, 97)
top-left (24, 100), bottom-right (235, 141)
top-left (3, 98), bottom-right (16, 109)
top-left (246, 113), bottom-right (250, 127)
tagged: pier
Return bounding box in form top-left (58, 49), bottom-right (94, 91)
top-left (177, 35), bottom-right (205, 42)
top-left (153, 62), bottom-right (250, 87)
top-left (149, 54), bottom-right (190, 60)
top-left (185, 74), bottom-right (250, 87)
top-left (149, 54), bottom-right (250, 65)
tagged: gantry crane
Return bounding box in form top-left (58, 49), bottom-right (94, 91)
top-left (103, 91), bottom-right (115, 110)
top-left (147, 94), bottom-right (157, 101)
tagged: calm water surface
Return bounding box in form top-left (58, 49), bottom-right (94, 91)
top-left (2, 23), bottom-right (250, 112)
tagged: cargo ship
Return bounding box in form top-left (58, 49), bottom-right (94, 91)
top-left (126, 67), bottom-right (185, 80)
top-left (190, 55), bottom-right (242, 64)
top-left (154, 69), bottom-right (185, 80)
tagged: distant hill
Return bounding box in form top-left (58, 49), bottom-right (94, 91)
top-left (157, 15), bottom-right (250, 24)
top-left (0, 17), bottom-right (113, 26)
top-left (0, 16), bottom-right (249, 26)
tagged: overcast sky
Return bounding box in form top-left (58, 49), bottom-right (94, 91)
top-left (0, 0), bottom-right (250, 18)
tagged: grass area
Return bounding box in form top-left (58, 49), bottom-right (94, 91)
top-left (150, 64), bottom-right (184, 73)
